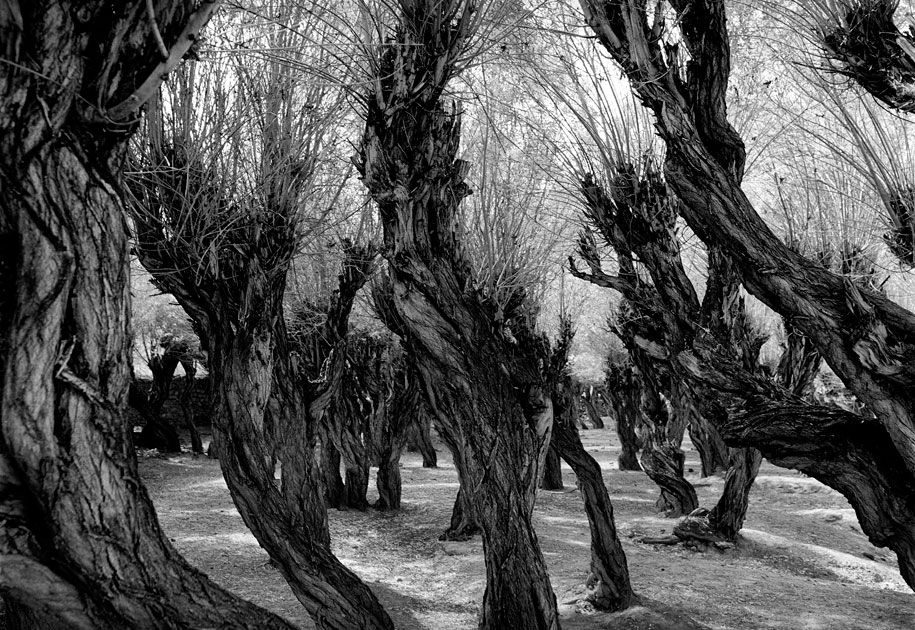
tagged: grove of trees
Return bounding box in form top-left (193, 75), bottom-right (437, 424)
top-left (2, 0), bottom-right (914, 629)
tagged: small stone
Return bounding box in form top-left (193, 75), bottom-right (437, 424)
top-left (714, 541), bottom-right (735, 550)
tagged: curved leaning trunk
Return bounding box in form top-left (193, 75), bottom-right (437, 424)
top-left (207, 328), bottom-right (393, 630)
top-left (636, 364), bottom-right (697, 516)
top-left (441, 485), bottom-right (481, 541)
top-left (412, 340), bottom-right (559, 630)
top-left (605, 366), bottom-right (643, 471)
top-left (551, 381), bottom-right (633, 611)
top-left (578, 0), bottom-right (915, 589)
top-left (356, 3), bottom-right (562, 625)
top-left (0, 143), bottom-right (294, 629)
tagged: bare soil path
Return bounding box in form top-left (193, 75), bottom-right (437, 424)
top-left (139, 427), bottom-right (915, 629)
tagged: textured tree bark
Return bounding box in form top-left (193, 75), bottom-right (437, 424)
top-left (579, 2), bottom-right (915, 581)
top-left (371, 350), bottom-right (419, 511)
top-left (541, 434), bottom-right (564, 490)
top-left (131, 47), bottom-right (391, 626)
top-left (3, 598), bottom-right (68, 630)
top-left (0, 3), bottom-right (300, 627)
top-left (637, 362), bottom-right (697, 516)
top-left (357, 5), bottom-right (561, 627)
top-left (207, 329), bottom-right (393, 629)
top-left (324, 392), bottom-right (371, 510)
top-left (440, 486), bottom-right (481, 541)
top-left (707, 447), bottom-right (763, 538)
top-left (0, 108), bottom-right (294, 630)
top-left (549, 343), bottom-right (633, 611)
top-left (605, 364), bottom-right (643, 471)
top-left (375, 458), bottom-right (402, 511)
top-left (344, 465), bottom-right (371, 511)
top-left (684, 403), bottom-right (729, 477)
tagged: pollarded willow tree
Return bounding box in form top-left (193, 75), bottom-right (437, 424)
top-left (527, 33), bottom-right (754, 523)
top-left (127, 6), bottom-right (392, 629)
top-left (576, 0), bottom-right (915, 589)
top-left (0, 1), bottom-right (300, 628)
top-left (355, 1), bottom-right (566, 627)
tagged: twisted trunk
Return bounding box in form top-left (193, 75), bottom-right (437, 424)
top-left (441, 486), bottom-right (481, 541)
top-left (372, 356), bottom-right (419, 511)
top-left (605, 365), bottom-right (643, 471)
top-left (0, 123), bottom-right (292, 630)
top-left (0, 3), bottom-right (300, 625)
top-left (551, 373), bottom-right (633, 611)
top-left (375, 457), bottom-right (402, 511)
top-left (683, 398), bottom-right (728, 477)
top-left (357, 6), bottom-right (560, 626)
top-left (344, 464), bottom-right (371, 511)
top-left (636, 361), bottom-right (696, 516)
top-left (207, 324), bottom-right (392, 629)
top-left (581, 0), bottom-right (915, 588)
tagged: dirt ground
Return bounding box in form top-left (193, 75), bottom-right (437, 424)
top-left (138, 427), bottom-right (915, 630)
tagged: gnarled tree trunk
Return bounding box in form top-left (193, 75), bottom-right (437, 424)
top-left (357, 5), bottom-right (560, 625)
top-left (605, 363), bottom-right (643, 471)
top-left (440, 486), bottom-right (481, 541)
top-left (683, 400), bottom-right (729, 477)
top-left (579, 0), bottom-right (915, 588)
top-left (372, 347), bottom-right (421, 511)
top-left (0, 3), bottom-right (296, 625)
top-left (549, 326), bottom-right (633, 611)
top-left (635, 360), bottom-right (697, 516)
top-left (131, 65), bottom-right (392, 629)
